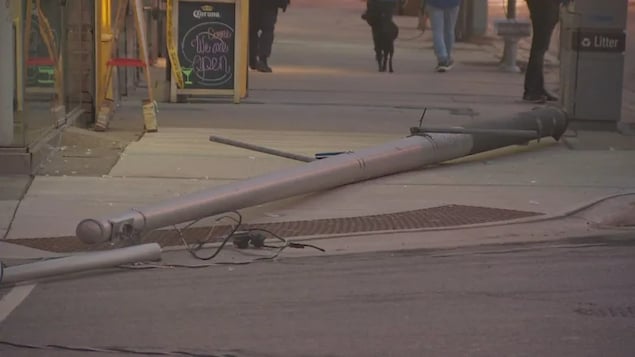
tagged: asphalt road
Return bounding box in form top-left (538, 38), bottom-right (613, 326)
top-left (1, 236), bottom-right (634, 357)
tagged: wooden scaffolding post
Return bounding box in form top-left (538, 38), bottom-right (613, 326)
top-left (95, 0), bottom-right (157, 132)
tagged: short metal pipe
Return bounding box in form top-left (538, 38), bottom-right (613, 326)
top-left (210, 134), bottom-right (315, 163)
top-left (77, 107), bottom-right (567, 244)
top-left (0, 243), bottom-right (162, 286)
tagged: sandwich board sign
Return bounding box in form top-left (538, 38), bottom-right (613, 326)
top-left (168, 0), bottom-right (247, 103)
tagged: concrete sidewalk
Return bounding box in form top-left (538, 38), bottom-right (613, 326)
top-left (1, 1), bottom-right (634, 257)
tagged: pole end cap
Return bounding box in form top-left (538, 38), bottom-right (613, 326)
top-left (76, 218), bottom-right (112, 244)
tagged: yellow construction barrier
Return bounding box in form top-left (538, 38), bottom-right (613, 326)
top-left (166, 0), bottom-right (185, 89)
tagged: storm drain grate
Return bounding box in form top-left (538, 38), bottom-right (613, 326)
top-left (574, 305), bottom-right (635, 319)
top-left (9, 204), bottom-right (541, 253)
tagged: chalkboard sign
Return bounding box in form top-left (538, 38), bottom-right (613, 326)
top-left (177, 1), bottom-right (236, 90)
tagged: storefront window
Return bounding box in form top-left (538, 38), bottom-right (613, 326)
top-left (64, 0), bottom-right (95, 123)
top-left (16, 0), bottom-right (64, 145)
top-left (10, 0), bottom-right (94, 148)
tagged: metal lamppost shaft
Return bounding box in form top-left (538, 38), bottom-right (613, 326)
top-left (76, 107), bottom-right (567, 245)
top-left (1, 244), bottom-right (162, 286)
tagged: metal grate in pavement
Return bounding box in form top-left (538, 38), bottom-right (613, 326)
top-left (8, 205), bottom-right (542, 253)
top-left (574, 305), bottom-right (635, 319)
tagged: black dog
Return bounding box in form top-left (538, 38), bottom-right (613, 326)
top-left (362, 11), bottom-right (399, 72)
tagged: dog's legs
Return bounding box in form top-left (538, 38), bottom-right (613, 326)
top-left (389, 21), bottom-right (398, 73)
top-left (388, 47), bottom-right (394, 73)
top-left (371, 26), bottom-right (383, 72)
top-left (381, 51), bottom-right (388, 72)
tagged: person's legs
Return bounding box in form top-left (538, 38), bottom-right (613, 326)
top-left (366, 0), bottom-right (382, 62)
top-left (541, 0), bottom-right (560, 99)
top-left (442, 5), bottom-right (460, 66)
top-left (524, 0), bottom-right (549, 99)
top-left (524, 0), bottom-right (560, 100)
top-left (426, 4), bottom-right (448, 67)
top-left (418, 0), bottom-right (428, 31)
top-left (248, 1), bottom-right (263, 68)
top-left (256, 5), bottom-right (279, 72)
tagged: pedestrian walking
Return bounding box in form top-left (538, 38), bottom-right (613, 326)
top-left (364, 0), bottom-right (398, 23)
top-left (425, 0), bottom-right (462, 72)
top-left (249, 0), bottom-right (290, 73)
top-left (523, 0), bottom-right (564, 103)
top-left (418, 0), bottom-right (429, 32)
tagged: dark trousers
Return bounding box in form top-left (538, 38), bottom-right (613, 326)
top-left (249, 1), bottom-right (279, 63)
top-left (524, 0), bottom-right (560, 96)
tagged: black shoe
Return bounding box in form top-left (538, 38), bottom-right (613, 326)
top-left (543, 91), bottom-right (558, 102)
top-left (436, 59), bottom-right (452, 72)
top-left (255, 60), bottom-right (272, 73)
top-left (522, 93), bottom-right (547, 104)
top-left (249, 56), bottom-right (259, 70)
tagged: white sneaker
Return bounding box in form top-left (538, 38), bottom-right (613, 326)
top-left (436, 61), bottom-right (450, 72)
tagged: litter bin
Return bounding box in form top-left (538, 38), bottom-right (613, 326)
top-left (560, 0), bottom-right (628, 128)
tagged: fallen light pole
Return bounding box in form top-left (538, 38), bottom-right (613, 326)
top-left (76, 107), bottom-right (568, 245)
top-left (0, 243), bottom-right (161, 286)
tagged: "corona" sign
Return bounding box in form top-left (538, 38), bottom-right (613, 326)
top-left (193, 5), bottom-right (220, 19)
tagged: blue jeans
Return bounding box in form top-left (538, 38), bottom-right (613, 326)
top-left (426, 4), bottom-right (460, 63)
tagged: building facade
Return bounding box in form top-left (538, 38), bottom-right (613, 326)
top-left (1, 0), bottom-right (96, 173)
top-left (0, 0), bottom-right (160, 174)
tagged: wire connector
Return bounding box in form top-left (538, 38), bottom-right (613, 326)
top-left (231, 231), bottom-right (267, 249)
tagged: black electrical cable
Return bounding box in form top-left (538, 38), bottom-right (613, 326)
top-left (120, 215), bottom-right (325, 270)
top-left (287, 242), bottom-right (326, 252)
top-left (192, 214), bottom-right (241, 251)
top-left (247, 227), bottom-right (325, 251)
top-left (177, 211), bottom-right (243, 261)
